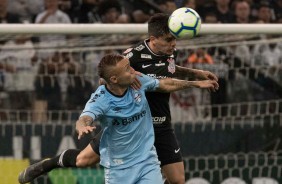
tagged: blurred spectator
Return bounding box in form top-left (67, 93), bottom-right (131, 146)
top-left (228, 44), bottom-right (251, 65)
top-left (251, 36), bottom-right (282, 66)
top-left (58, 0), bottom-right (80, 23)
top-left (195, 0), bottom-right (214, 19)
top-left (276, 16), bottom-right (282, 23)
top-left (35, 0), bottom-right (71, 24)
top-left (181, 0), bottom-right (196, 10)
top-left (0, 0), bottom-right (21, 23)
top-left (164, 0), bottom-right (177, 14)
top-left (187, 48), bottom-right (214, 64)
top-left (120, 0), bottom-right (156, 23)
top-left (130, 10), bottom-right (150, 23)
top-left (34, 53), bottom-right (62, 120)
top-left (208, 0), bottom-right (233, 23)
top-left (65, 62), bottom-right (93, 110)
top-left (203, 12), bottom-right (219, 23)
top-left (7, 0), bottom-right (44, 23)
top-left (231, 0), bottom-right (252, 23)
top-left (0, 36), bottom-right (36, 110)
top-left (35, 0), bottom-right (72, 60)
top-left (97, 0), bottom-right (130, 23)
top-left (255, 1), bottom-right (274, 23)
top-left (78, 0), bottom-right (100, 23)
top-left (154, 0), bottom-right (177, 14)
top-left (273, 0), bottom-right (282, 22)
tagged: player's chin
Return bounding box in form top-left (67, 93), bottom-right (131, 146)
top-left (129, 75), bottom-right (136, 83)
top-left (166, 50), bottom-right (174, 55)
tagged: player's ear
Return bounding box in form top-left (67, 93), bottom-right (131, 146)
top-left (109, 75), bottom-right (118, 84)
top-left (150, 35), bottom-right (157, 43)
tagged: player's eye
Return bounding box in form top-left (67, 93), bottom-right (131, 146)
top-left (165, 37), bottom-right (175, 42)
top-left (126, 66), bottom-right (130, 71)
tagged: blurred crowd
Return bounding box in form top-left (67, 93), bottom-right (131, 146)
top-left (1, 0), bottom-right (282, 24)
top-left (0, 0), bottom-right (281, 122)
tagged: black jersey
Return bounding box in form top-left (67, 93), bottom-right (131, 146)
top-left (124, 39), bottom-right (178, 133)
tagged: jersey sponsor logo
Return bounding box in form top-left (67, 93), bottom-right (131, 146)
top-left (146, 74), bottom-right (168, 79)
top-left (156, 76), bottom-right (168, 79)
top-left (152, 116), bottom-right (166, 124)
top-left (123, 48), bottom-right (133, 54)
top-left (141, 54), bottom-right (152, 59)
top-left (142, 64), bottom-right (152, 68)
top-left (167, 58), bottom-right (175, 74)
top-left (125, 52), bottom-right (133, 58)
top-left (112, 110), bottom-right (147, 126)
top-left (134, 45), bottom-right (145, 51)
top-left (155, 62), bottom-right (165, 66)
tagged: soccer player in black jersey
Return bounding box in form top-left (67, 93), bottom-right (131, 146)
top-left (123, 13), bottom-right (218, 184)
top-left (18, 13), bottom-right (218, 184)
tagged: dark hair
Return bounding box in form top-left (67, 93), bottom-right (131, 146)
top-left (148, 13), bottom-right (170, 38)
top-left (258, 1), bottom-right (271, 9)
top-left (98, 54), bottom-right (124, 81)
top-left (98, 0), bottom-right (121, 16)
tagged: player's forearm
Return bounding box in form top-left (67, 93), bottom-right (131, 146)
top-left (157, 78), bottom-right (198, 92)
top-left (75, 115), bottom-right (94, 129)
top-left (175, 65), bottom-right (201, 80)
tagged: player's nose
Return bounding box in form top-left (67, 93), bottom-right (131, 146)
top-left (171, 39), bottom-right (176, 47)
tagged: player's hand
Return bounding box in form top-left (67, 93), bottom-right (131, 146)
top-left (131, 71), bottom-right (142, 90)
top-left (195, 80), bottom-right (219, 92)
top-left (197, 70), bottom-right (218, 82)
top-left (77, 125), bottom-right (96, 140)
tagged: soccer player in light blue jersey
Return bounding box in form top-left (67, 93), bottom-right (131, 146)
top-left (19, 54), bottom-right (218, 184)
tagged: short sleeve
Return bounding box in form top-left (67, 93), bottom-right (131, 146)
top-left (138, 74), bottom-right (159, 92)
top-left (80, 91), bottom-right (107, 120)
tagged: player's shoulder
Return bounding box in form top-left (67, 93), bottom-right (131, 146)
top-left (88, 85), bottom-right (108, 103)
top-left (123, 40), bottom-right (149, 59)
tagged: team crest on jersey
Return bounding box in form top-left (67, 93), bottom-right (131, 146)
top-left (167, 58), bottom-right (175, 74)
top-left (123, 48), bottom-right (133, 54)
top-left (134, 45), bottom-right (145, 51)
top-left (141, 54), bottom-right (152, 59)
top-left (134, 92), bottom-right (142, 103)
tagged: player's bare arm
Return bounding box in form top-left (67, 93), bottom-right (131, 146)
top-left (76, 115), bottom-right (96, 140)
top-left (175, 65), bottom-right (218, 81)
top-left (156, 78), bottom-right (219, 93)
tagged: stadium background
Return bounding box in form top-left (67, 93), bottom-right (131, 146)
top-left (0, 0), bottom-right (282, 184)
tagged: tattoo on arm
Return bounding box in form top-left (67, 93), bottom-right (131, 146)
top-left (157, 78), bottom-right (195, 92)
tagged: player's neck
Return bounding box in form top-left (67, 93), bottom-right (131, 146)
top-left (148, 40), bottom-right (160, 55)
top-left (106, 84), bottom-right (128, 96)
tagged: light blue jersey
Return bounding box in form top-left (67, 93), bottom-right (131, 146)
top-left (80, 74), bottom-right (160, 169)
